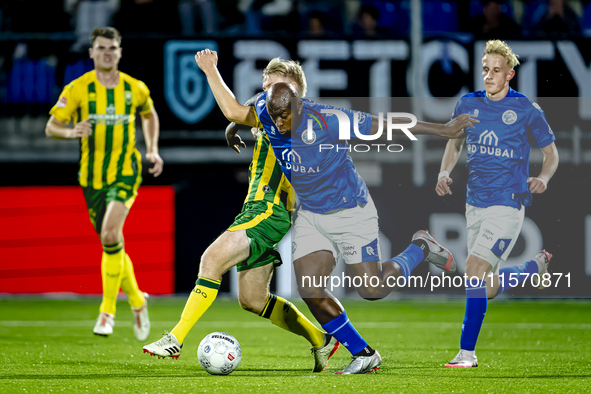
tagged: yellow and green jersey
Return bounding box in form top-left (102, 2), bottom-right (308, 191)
top-left (50, 70), bottom-right (154, 190)
top-left (245, 131), bottom-right (293, 210)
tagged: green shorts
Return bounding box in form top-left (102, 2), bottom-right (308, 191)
top-left (228, 201), bottom-right (291, 272)
top-left (82, 177), bottom-right (141, 234)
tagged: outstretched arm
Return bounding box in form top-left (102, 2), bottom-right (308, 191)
top-left (195, 49), bottom-right (258, 127)
top-left (226, 93), bottom-right (263, 153)
top-left (527, 142), bottom-right (559, 193)
top-left (435, 137), bottom-right (465, 196)
top-left (369, 113), bottom-right (478, 139)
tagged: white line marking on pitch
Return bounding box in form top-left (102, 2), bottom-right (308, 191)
top-left (1, 321), bottom-right (590, 330)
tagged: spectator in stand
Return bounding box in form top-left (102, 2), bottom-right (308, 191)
top-left (531, 0), bottom-right (581, 38)
top-left (65, 0), bottom-right (120, 52)
top-left (352, 4), bottom-right (387, 38)
top-left (305, 10), bottom-right (337, 38)
top-left (471, 0), bottom-right (520, 39)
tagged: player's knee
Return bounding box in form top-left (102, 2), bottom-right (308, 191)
top-left (100, 227), bottom-right (120, 245)
top-left (199, 254), bottom-right (223, 278)
top-left (356, 286), bottom-right (382, 301)
top-left (298, 285), bottom-right (325, 299)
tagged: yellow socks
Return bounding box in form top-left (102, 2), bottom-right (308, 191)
top-left (99, 241), bottom-right (125, 315)
top-left (120, 253), bottom-right (145, 308)
top-left (171, 277), bottom-right (221, 344)
top-left (260, 294), bottom-right (325, 348)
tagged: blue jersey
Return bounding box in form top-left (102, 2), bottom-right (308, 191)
top-left (453, 88), bottom-right (555, 209)
top-left (254, 93), bottom-right (372, 213)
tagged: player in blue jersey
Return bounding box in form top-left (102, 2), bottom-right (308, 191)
top-left (194, 49), bottom-right (477, 374)
top-left (435, 40), bottom-right (559, 367)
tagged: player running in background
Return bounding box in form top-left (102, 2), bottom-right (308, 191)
top-left (45, 27), bottom-right (163, 340)
top-left (435, 40), bottom-right (559, 367)
top-left (144, 59), bottom-right (340, 373)
top-left (194, 48), bottom-right (477, 374)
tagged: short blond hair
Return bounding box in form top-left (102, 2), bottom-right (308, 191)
top-left (483, 40), bottom-right (520, 70)
top-left (263, 58), bottom-right (308, 97)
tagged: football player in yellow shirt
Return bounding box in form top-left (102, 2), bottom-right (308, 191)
top-left (45, 27), bottom-right (163, 340)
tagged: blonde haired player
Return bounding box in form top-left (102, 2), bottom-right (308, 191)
top-left (436, 40), bottom-right (559, 367)
top-left (46, 27), bottom-right (163, 340)
top-left (144, 57), bottom-right (341, 373)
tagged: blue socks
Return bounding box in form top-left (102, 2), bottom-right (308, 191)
top-left (495, 260), bottom-right (539, 297)
top-left (460, 260), bottom-right (540, 351)
top-left (321, 310), bottom-right (368, 355)
top-left (460, 280), bottom-right (487, 351)
top-left (389, 244), bottom-right (424, 280)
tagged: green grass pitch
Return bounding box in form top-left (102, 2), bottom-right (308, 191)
top-left (0, 296), bottom-right (589, 393)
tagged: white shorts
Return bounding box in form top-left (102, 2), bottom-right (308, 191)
top-left (466, 203), bottom-right (525, 274)
top-left (292, 197), bottom-right (380, 265)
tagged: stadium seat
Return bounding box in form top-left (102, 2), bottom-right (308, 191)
top-left (7, 59), bottom-right (56, 106)
top-left (360, 0), bottom-right (459, 36)
top-left (7, 59), bottom-right (25, 104)
top-left (34, 59), bottom-right (56, 105)
top-left (423, 0), bottom-right (460, 32)
top-left (469, 0), bottom-right (514, 18)
top-left (522, 0), bottom-right (549, 31)
top-left (583, 0), bottom-right (591, 36)
top-left (362, 0), bottom-right (408, 34)
top-left (63, 59), bottom-right (93, 86)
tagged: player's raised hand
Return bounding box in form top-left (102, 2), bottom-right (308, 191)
top-left (228, 133), bottom-right (246, 153)
top-left (443, 114), bottom-right (479, 139)
top-left (70, 119), bottom-right (92, 138)
top-left (527, 177), bottom-right (547, 193)
top-left (146, 151), bottom-right (164, 177)
top-left (194, 49), bottom-right (218, 72)
top-left (225, 122), bottom-right (247, 153)
top-left (435, 175), bottom-right (453, 196)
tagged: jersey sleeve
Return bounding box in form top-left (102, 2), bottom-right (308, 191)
top-left (451, 97), bottom-right (465, 119)
top-left (136, 80), bottom-right (154, 116)
top-left (253, 93), bottom-right (267, 129)
top-left (49, 83), bottom-right (80, 123)
top-left (528, 101), bottom-right (555, 148)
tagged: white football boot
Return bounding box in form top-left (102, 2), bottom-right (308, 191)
top-left (143, 331), bottom-right (182, 359)
top-left (445, 349), bottom-right (478, 367)
top-left (336, 350), bottom-right (381, 375)
top-left (131, 293), bottom-right (151, 341)
top-left (533, 250), bottom-right (553, 289)
top-left (311, 334), bottom-right (340, 372)
top-left (93, 312), bottom-right (115, 337)
top-left (412, 230), bottom-right (457, 273)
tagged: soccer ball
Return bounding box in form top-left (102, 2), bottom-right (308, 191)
top-left (197, 332), bottom-right (242, 375)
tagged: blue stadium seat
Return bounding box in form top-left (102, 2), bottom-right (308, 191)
top-left (8, 60), bottom-right (25, 104)
top-left (22, 61), bottom-right (35, 104)
top-left (423, 0), bottom-right (459, 32)
top-left (361, 0), bottom-right (409, 35)
top-left (583, 1), bottom-right (591, 36)
top-left (469, 0), bottom-right (514, 19)
top-left (63, 59), bottom-right (93, 86)
top-left (361, 0), bottom-right (459, 35)
top-left (522, 0), bottom-right (549, 31)
top-left (34, 59), bottom-right (56, 105)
